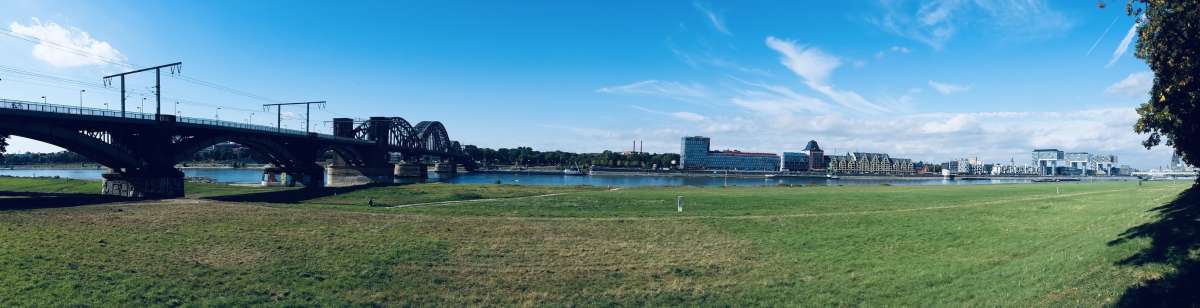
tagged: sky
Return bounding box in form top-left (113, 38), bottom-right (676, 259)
top-left (0, 0), bottom-right (1174, 169)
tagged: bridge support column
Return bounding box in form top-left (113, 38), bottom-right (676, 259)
top-left (433, 162), bottom-right (457, 178)
top-left (326, 165), bottom-right (393, 187)
top-left (261, 167), bottom-right (294, 187)
top-left (101, 168), bottom-right (184, 198)
top-left (394, 162), bottom-right (427, 184)
top-left (263, 165), bottom-right (326, 187)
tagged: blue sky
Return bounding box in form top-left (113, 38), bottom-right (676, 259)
top-left (0, 0), bottom-right (1172, 168)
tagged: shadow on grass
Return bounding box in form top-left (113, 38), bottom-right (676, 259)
top-left (202, 184), bottom-right (385, 204)
top-left (0, 191), bottom-right (127, 211)
top-left (1109, 183), bottom-right (1200, 307)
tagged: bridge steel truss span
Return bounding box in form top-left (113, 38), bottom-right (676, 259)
top-left (0, 99), bottom-right (475, 198)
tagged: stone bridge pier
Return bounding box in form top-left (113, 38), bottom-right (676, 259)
top-left (433, 160), bottom-right (457, 178)
top-left (101, 167), bottom-right (185, 198)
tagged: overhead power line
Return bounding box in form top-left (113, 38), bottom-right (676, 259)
top-left (1, 29), bottom-right (364, 119)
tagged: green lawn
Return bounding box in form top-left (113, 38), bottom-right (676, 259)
top-left (0, 177), bottom-right (1190, 306)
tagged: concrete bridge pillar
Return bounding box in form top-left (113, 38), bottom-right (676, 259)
top-left (433, 162), bottom-right (457, 178)
top-left (325, 165), bottom-right (393, 187)
top-left (101, 168), bottom-right (184, 198)
top-left (394, 162), bottom-right (427, 183)
top-left (261, 167), bottom-right (295, 187)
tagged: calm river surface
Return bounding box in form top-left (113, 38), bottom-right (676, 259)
top-left (0, 168), bottom-right (1136, 187)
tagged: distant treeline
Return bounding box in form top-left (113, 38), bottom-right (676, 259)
top-left (463, 145), bottom-right (678, 168)
top-left (0, 151), bottom-right (92, 165)
top-left (0, 146), bottom-right (274, 166)
top-left (0, 142), bottom-right (678, 169)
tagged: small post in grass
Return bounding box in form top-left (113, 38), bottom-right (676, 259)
top-left (676, 196), bottom-right (683, 212)
top-left (1056, 185), bottom-right (1060, 195)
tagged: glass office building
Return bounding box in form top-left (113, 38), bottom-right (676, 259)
top-left (782, 152), bottom-right (810, 171)
top-left (679, 136), bottom-right (780, 171)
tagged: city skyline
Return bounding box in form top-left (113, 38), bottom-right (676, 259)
top-left (0, 1), bottom-right (1172, 168)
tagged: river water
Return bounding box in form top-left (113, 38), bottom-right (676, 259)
top-left (0, 168), bottom-right (1136, 187)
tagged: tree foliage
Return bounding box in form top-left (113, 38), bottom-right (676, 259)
top-left (1119, 1), bottom-right (1200, 167)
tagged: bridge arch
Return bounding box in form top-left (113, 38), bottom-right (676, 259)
top-left (171, 135), bottom-right (300, 168)
top-left (0, 121), bottom-right (141, 170)
top-left (314, 144), bottom-right (368, 167)
top-left (414, 121), bottom-right (451, 154)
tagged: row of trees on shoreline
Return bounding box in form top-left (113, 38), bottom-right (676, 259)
top-left (1, 144), bottom-right (681, 170)
top-left (462, 146), bottom-right (678, 169)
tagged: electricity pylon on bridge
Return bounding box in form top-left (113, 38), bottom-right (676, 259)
top-left (103, 62), bottom-right (182, 119)
top-left (263, 101), bottom-right (326, 133)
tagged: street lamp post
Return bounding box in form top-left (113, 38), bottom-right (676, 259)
top-left (174, 101), bottom-right (179, 117)
top-left (216, 107), bottom-right (221, 120)
top-left (249, 112), bottom-right (254, 125)
top-left (140, 97), bottom-right (146, 113)
top-left (79, 90), bottom-right (85, 109)
top-left (41, 96), bottom-right (46, 104)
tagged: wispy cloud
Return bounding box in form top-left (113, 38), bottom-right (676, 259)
top-left (1104, 71), bottom-right (1152, 97)
top-left (765, 36), bottom-right (888, 114)
top-left (871, 0), bottom-right (1073, 50)
top-left (596, 80), bottom-right (709, 101)
top-left (874, 46), bottom-right (912, 59)
top-left (1106, 18), bottom-right (1139, 68)
top-left (630, 105), bottom-right (707, 122)
top-left (693, 2), bottom-right (730, 35)
top-left (927, 80), bottom-right (970, 95)
top-left (1086, 15), bottom-right (1121, 56)
top-left (8, 18), bottom-right (127, 68)
top-left (670, 47), bottom-right (772, 76)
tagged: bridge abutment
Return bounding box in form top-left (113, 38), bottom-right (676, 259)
top-left (394, 162), bottom-right (428, 183)
top-left (326, 165), bottom-right (393, 186)
top-left (261, 167), bottom-right (294, 187)
top-left (263, 166), bottom-right (327, 187)
top-left (433, 162), bottom-right (457, 178)
top-left (101, 169), bottom-right (184, 198)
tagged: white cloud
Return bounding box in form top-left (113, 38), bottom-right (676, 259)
top-left (670, 47), bottom-right (773, 76)
top-left (672, 111), bottom-right (706, 122)
top-left (1106, 19), bottom-right (1139, 68)
top-left (1105, 71), bottom-right (1152, 97)
top-left (710, 101), bottom-right (1154, 166)
top-left (532, 106), bottom-right (1161, 168)
top-left (693, 2), bottom-right (730, 35)
top-left (875, 46), bottom-right (913, 60)
top-left (765, 37), bottom-right (889, 114)
top-left (872, 0), bottom-right (1073, 50)
top-left (927, 80), bottom-right (970, 95)
top-left (8, 18), bottom-right (127, 68)
top-left (765, 37), bottom-right (840, 84)
top-left (597, 80), bottom-right (709, 100)
top-left (631, 105), bottom-right (707, 122)
top-left (919, 114), bottom-right (978, 134)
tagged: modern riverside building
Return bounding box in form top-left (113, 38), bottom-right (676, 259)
top-left (781, 140), bottom-right (828, 172)
top-left (1033, 149), bottom-right (1064, 176)
top-left (679, 136), bottom-right (780, 171)
top-left (1031, 149), bottom-right (1120, 176)
top-left (781, 152), bottom-right (810, 171)
top-left (803, 140), bottom-right (826, 171)
top-left (826, 152), bottom-right (915, 174)
top-left (1091, 154), bottom-right (1118, 175)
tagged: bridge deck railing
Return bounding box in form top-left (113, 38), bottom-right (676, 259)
top-left (0, 98), bottom-right (362, 141)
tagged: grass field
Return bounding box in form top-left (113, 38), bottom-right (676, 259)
top-left (0, 177), bottom-right (1194, 306)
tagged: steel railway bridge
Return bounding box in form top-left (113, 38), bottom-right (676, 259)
top-left (0, 98), bottom-right (475, 198)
